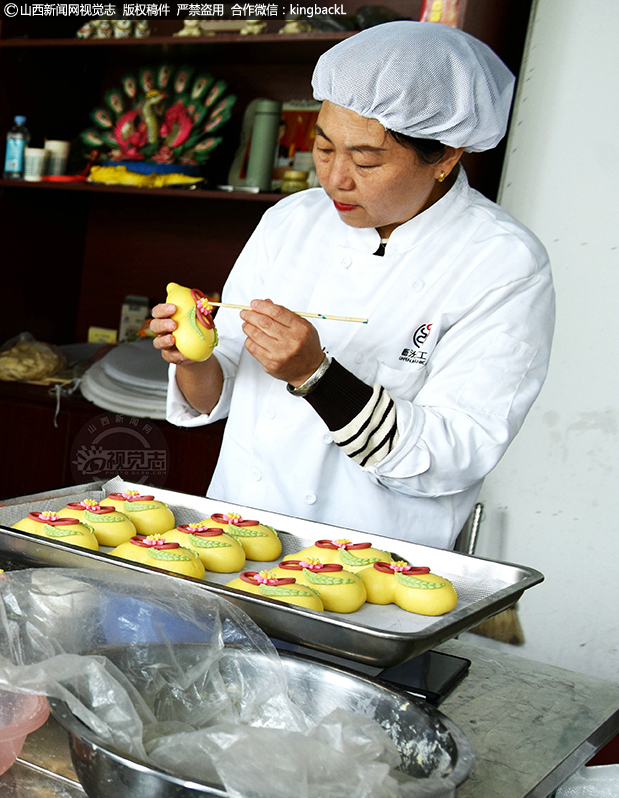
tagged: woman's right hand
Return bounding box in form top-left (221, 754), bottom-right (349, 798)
top-left (150, 302), bottom-right (197, 365)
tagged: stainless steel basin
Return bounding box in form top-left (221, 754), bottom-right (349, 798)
top-left (50, 645), bottom-right (474, 798)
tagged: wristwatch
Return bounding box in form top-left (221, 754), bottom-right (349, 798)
top-left (286, 351), bottom-right (332, 397)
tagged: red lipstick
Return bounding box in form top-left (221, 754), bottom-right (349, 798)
top-left (334, 200), bottom-right (358, 212)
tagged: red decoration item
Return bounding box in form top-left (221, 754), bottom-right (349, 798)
top-left (176, 525), bottom-right (225, 537)
top-left (27, 512), bottom-right (81, 526)
top-left (372, 562), bottom-right (431, 575)
top-left (211, 513), bottom-right (260, 526)
top-left (239, 571), bottom-right (296, 586)
top-left (279, 560), bottom-right (343, 573)
top-left (315, 539), bottom-right (372, 551)
top-left (108, 492), bottom-right (155, 502)
top-left (190, 289), bottom-right (216, 330)
top-left (419, 0), bottom-right (462, 26)
top-left (66, 502), bottom-right (117, 515)
top-left (129, 536), bottom-right (179, 549)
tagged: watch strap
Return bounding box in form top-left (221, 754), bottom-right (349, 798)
top-left (286, 351), bottom-right (331, 397)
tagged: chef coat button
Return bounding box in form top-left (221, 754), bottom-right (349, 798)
top-left (354, 352), bottom-right (366, 364)
top-left (264, 407), bottom-right (275, 420)
top-left (250, 468), bottom-right (262, 482)
top-left (304, 492), bottom-right (317, 505)
top-left (411, 280), bottom-right (424, 292)
top-left (322, 433), bottom-right (332, 445)
top-left (340, 254), bottom-right (352, 268)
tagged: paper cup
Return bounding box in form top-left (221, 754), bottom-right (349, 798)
top-left (44, 140), bottom-right (70, 176)
top-left (23, 148), bottom-right (48, 182)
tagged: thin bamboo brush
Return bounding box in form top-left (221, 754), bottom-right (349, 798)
top-left (209, 301), bottom-right (368, 324)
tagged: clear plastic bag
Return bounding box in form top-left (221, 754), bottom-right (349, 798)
top-left (0, 568), bottom-right (456, 798)
top-left (0, 332), bottom-right (66, 382)
top-left (555, 765), bottom-right (619, 798)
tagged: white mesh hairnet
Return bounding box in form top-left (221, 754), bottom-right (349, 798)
top-left (312, 21), bottom-right (515, 153)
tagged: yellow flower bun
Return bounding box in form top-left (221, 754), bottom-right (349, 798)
top-left (162, 522), bottom-right (246, 573)
top-left (208, 513), bottom-right (282, 561)
top-left (226, 570), bottom-right (323, 612)
top-left (56, 500), bottom-right (136, 547)
top-left (105, 491), bottom-right (175, 536)
top-left (285, 539), bottom-right (393, 573)
top-left (273, 558), bottom-right (367, 613)
top-left (166, 282), bottom-right (218, 362)
top-left (13, 511), bottom-right (99, 551)
top-left (109, 534), bottom-right (206, 579)
top-left (359, 561), bottom-right (458, 616)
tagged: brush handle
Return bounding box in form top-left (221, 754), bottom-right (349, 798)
top-left (209, 301), bottom-right (368, 324)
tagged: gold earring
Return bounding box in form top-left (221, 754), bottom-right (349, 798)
top-left (437, 171), bottom-right (446, 183)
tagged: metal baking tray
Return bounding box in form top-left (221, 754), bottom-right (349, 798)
top-left (0, 477), bottom-right (544, 668)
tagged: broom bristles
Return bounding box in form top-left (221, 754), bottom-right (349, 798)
top-left (469, 606), bottom-right (525, 646)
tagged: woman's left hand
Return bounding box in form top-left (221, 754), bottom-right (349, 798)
top-left (240, 298), bottom-right (324, 387)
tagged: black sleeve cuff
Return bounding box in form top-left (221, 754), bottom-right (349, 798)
top-left (304, 358), bottom-right (373, 431)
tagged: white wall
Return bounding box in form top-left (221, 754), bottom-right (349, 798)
top-left (462, 0), bottom-right (619, 684)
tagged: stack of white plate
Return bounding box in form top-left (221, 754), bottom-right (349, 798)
top-left (80, 339), bottom-right (168, 419)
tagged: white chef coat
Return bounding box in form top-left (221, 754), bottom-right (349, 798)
top-left (167, 169), bottom-right (554, 549)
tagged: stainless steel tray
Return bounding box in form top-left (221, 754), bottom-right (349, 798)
top-left (0, 477), bottom-right (544, 668)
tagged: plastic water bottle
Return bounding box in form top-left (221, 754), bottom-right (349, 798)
top-left (3, 116), bottom-right (30, 179)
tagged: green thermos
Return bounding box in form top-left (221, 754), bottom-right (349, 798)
top-left (245, 98), bottom-right (282, 192)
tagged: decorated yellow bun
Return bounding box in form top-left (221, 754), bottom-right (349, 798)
top-left (273, 559), bottom-right (367, 613)
top-left (285, 539), bottom-right (393, 573)
top-left (56, 500), bottom-right (136, 547)
top-left (226, 570), bottom-right (323, 612)
top-left (13, 511), bottom-right (99, 551)
top-left (166, 282), bottom-right (218, 362)
top-left (359, 561), bottom-right (458, 616)
top-left (109, 534), bottom-right (206, 579)
top-left (162, 521), bottom-right (246, 573)
top-left (208, 512), bottom-right (282, 561)
top-left (105, 491), bottom-right (175, 536)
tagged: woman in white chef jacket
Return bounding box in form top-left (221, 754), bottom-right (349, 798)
top-left (152, 22), bottom-right (555, 550)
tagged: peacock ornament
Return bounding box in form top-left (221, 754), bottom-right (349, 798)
top-left (80, 64), bottom-right (236, 169)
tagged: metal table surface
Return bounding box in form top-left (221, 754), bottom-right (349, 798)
top-left (2, 638), bottom-right (618, 798)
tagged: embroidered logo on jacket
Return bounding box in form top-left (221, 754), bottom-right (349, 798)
top-left (399, 323), bottom-right (432, 365)
top-left (399, 348), bottom-right (428, 365)
top-left (412, 323), bottom-right (432, 347)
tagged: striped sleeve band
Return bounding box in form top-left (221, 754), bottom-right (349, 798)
top-left (302, 358), bottom-right (399, 468)
top-left (330, 384), bottom-right (399, 467)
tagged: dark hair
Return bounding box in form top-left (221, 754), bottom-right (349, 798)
top-left (387, 130), bottom-right (446, 165)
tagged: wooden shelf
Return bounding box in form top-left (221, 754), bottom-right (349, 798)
top-left (0, 178), bottom-right (283, 202)
top-left (0, 31), bottom-right (356, 65)
top-left (0, 31), bottom-right (354, 48)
